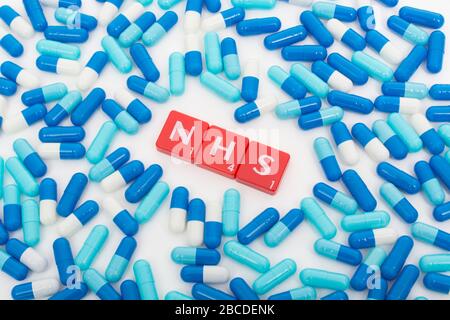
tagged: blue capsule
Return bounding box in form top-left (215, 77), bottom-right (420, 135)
top-left (381, 235), bottom-right (414, 280)
top-left (3, 184), bottom-right (22, 231)
top-left (427, 106), bottom-right (450, 122)
top-left (119, 12), bottom-right (156, 48)
top-left (327, 53), bottom-right (368, 85)
top-left (313, 137), bottom-right (341, 182)
top-left (411, 222), bottom-right (450, 251)
top-left (180, 265), bottom-right (229, 284)
top-left (13, 138), bottom-right (47, 178)
top-left (434, 202), bottom-right (450, 222)
top-left (313, 182), bottom-right (358, 216)
top-left (311, 61), bottom-right (353, 93)
top-left (300, 11), bottom-right (333, 48)
top-left (381, 82), bottom-right (428, 100)
top-left (102, 99), bottom-right (139, 135)
top-left (352, 123), bottom-right (389, 162)
top-left (120, 280), bottom-right (141, 300)
top-left (204, 0), bottom-right (221, 12)
top-left (299, 106), bottom-right (343, 130)
top-left (36, 55), bottom-right (82, 76)
top-left (106, 237), bottom-right (137, 283)
top-left (348, 228), bottom-right (398, 249)
top-left (328, 19), bottom-right (366, 51)
top-left (12, 279), bottom-right (60, 300)
top-left (0, 5), bottom-right (35, 39)
top-left (399, 6), bottom-right (444, 29)
top-left (367, 278), bottom-right (388, 300)
top-left (102, 36), bottom-right (132, 74)
top-left (89, 147), bottom-right (130, 182)
top-left (39, 178), bottom-right (58, 226)
top-left (192, 283), bottom-right (236, 300)
top-left (315, 239), bottom-right (362, 266)
top-left (44, 26), bottom-right (89, 43)
top-left (127, 75), bottom-right (170, 103)
top-left (114, 89), bottom-right (151, 124)
top-left (55, 8), bottom-right (98, 31)
top-left (267, 65), bottom-right (306, 100)
top-left (328, 90), bottom-right (373, 114)
top-left (45, 90), bottom-right (82, 126)
top-left (23, 0), bottom-right (48, 32)
top-left (142, 11), bottom-right (177, 46)
top-left (351, 247), bottom-right (387, 291)
top-left (221, 37), bottom-right (240, 80)
top-left (275, 96), bottom-right (321, 120)
top-left (5, 157), bottom-right (39, 197)
top-left (387, 113), bottom-right (423, 153)
top-left (169, 186), bottom-right (189, 233)
top-left (234, 97), bottom-right (278, 123)
top-left (49, 283), bottom-right (89, 300)
top-left (377, 162), bottom-right (420, 194)
top-left (0, 27), bottom-right (24, 57)
top-left (394, 45), bottom-right (427, 82)
top-left (230, 278), bottom-right (259, 300)
top-left (264, 25), bottom-right (307, 50)
top-left (427, 31), bottom-right (445, 74)
top-left (134, 181), bottom-right (170, 225)
top-left (77, 51), bottom-right (108, 92)
top-left (22, 82), bottom-right (68, 106)
top-left (415, 161), bottom-right (445, 205)
top-left (342, 169), bottom-right (377, 212)
top-left (57, 200), bottom-right (99, 238)
top-left (290, 63), bottom-right (329, 98)
top-left (357, 2), bottom-right (375, 31)
top-left (264, 209), bottom-right (304, 247)
top-left (84, 268), bottom-right (121, 300)
top-left (388, 15), bottom-right (429, 45)
top-left (237, 207), bottom-right (279, 245)
top-left (171, 247), bottom-right (221, 265)
top-left (282, 45), bottom-right (327, 62)
top-left (39, 126), bottom-right (85, 143)
top-left (0, 77), bottom-right (17, 96)
top-left (43, 0), bottom-right (81, 8)
top-left (130, 43), bottom-right (160, 82)
top-left (53, 237), bottom-right (76, 285)
top-left (377, 0), bottom-right (398, 7)
top-left (269, 287), bottom-right (316, 300)
top-left (202, 7), bottom-right (245, 32)
top-left (0, 61), bottom-right (39, 88)
top-left (125, 164), bottom-right (163, 203)
top-left (430, 155), bottom-right (450, 189)
top-left (312, 2), bottom-right (356, 22)
top-left (429, 84), bottom-right (450, 100)
top-left (57, 172), bottom-right (88, 217)
top-left (237, 17), bottom-right (281, 36)
top-left (423, 273), bottom-right (450, 295)
top-left (386, 265), bottom-right (419, 300)
top-left (0, 250), bottom-right (28, 281)
top-left (365, 30), bottom-right (404, 65)
top-left (380, 183), bottom-right (418, 223)
top-left (71, 88), bottom-right (106, 126)
top-left (101, 196), bottom-right (139, 236)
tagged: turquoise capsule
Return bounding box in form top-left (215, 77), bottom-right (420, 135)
top-left (83, 269), bottom-right (120, 300)
top-left (106, 237), bottom-right (137, 283)
top-left (411, 222), bottom-right (449, 250)
top-left (341, 211), bottom-right (391, 232)
top-left (169, 52), bottom-right (185, 96)
top-left (222, 38), bottom-right (241, 80)
top-left (36, 40), bottom-right (80, 60)
top-left (300, 268), bottom-right (350, 291)
top-left (5, 157), bottom-right (39, 197)
top-left (134, 260), bottom-right (158, 300)
top-left (86, 121), bottom-right (118, 164)
top-left (253, 259), bottom-right (297, 295)
top-left (222, 188), bottom-right (240, 237)
top-left (382, 82), bottom-right (428, 99)
top-left (301, 197), bottom-right (337, 239)
top-left (290, 63), bottom-right (329, 98)
top-left (134, 181), bottom-right (170, 224)
top-left (165, 291), bottom-right (193, 300)
top-left (231, 0), bottom-right (276, 9)
top-left (56, 90), bottom-right (82, 114)
top-left (101, 36), bottom-right (132, 74)
top-left (200, 72), bottom-right (241, 102)
top-left (415, 296), bottom-right (429, 300)
top-left (352, 51), bottom-right (393, 82)
top-left (403, 21), bottom-right (429, 45)
top-left (0, 157), bottom-right (3, 199)
top-left (22, 199), bottom-right (40, 247)
top-left (204, 32), bottom-right (223, 74)
top-left (223, 240), bottom-right (270, 273)
top-left (419, 254), bottom-right (450, 273)
top-left (438, 124), bottom-right (450, 147)
top-left (387, 113), bottom-right (423, 152)
top-left (75, 225), bottom-right (109, 271)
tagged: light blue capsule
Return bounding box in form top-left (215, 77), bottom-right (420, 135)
top-left (22, 199), bottom-right (40, 247)
top-left (169, 52), bottom-right (185, 96)
top-left (300, 268), bottom-right (350, 291)
top-left (204, 32), bottom-right (223, 74)
top-left (290, 63), bottom-right (329, 98)
top-left (199, 72), bottom-right (241, 102)
top-left (0, 157), bottom-right (3, 199)
top-left (419, 254), bottom-right (450, 273)
top-left (86, 121), bottom-right (118, 164)
top-left (222, 189), bottom-right (240, 237)
top-left (223, 240), bottom-right (270, 273)
top-left (341, 211), bottom-right (390, 232)
top-left (5, 157), bottom-right (39, 197)
top-left (75, 225), bottom-right (109, 271)
top-left (438, 124), bottom-right (450, 147)
top-left (134, 260), bottom-right (158, 300)
top-left (253, 259), bottom-right (297, 295)
top-left (231, 0), bottom-right (276, 9)
top-left (165, 291), bottom-right (193, 300)
top-left (387, 113), bottom-right (423, 153)
top-left (36, 39), bottom-right (80, 60)
top-left (106, 237), bottom-right (137, 283)
top-left (101, 36), bottom-right (132, 73)
top-left (301, 197), bottom-right (336, 239)
top-left (352, 51), bottom-right (393, 82)
top-left (134, 181), bottom-right (170, 224)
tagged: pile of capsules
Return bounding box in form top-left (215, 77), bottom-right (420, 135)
top-left (0, 0), bottom-right (449, 301)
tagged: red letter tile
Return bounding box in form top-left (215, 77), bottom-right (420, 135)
top-left (156, 111), bottom-right (209, 163)
top-left (195, 126), bottom-right (249, 178)
top-left (236, 141), bottom-right (290, 195)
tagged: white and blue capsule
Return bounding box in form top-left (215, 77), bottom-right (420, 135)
top-left (39, 178), bottom-right (58, 225)
top-left (57, 200), bottom-right (99, 238)
top-left (204, 200), bottom-right (222, 250)
top-left (77, 51), bottom-right (108, 91)
top-left (366, 30), bottom-right (404, 65)
top-left (36, 55), bottom-right (81, 76)
top-left (1, 61), bottom-right (39, 88)
top-left (101, 196), bottom-right (139, 236)
top-left (169, 186), bottom-right (189, 233)
top-left (6, 238), bottom-right (47, 273)
top-left (311, 61), bottom-right (353, 92)
top-left (187, 198), bottom-right (205, 247)
top-left (374, 96), bottom-right (422, 115)
top-left (327, 19), bottom-right (366, 51)
top-left (330, 121), bottom-right (359, 165)
top-left (241, 59), bottom-right (259, 102)
top-left (107, 0), bottom-right (149, 37)
top-left (202, 7), bottom-right (245, 32)
top-left (37, 143), bottom-right (86, 160)
top-left (0, 25), bottom-right (23, 57)
top-left (348, 228), bottom-right (398, 249)
top-left (234, 96), bottom-right (278, 123)
top-left (184, 0), bottom-right (202, 33)
top-left (100, 160), bottom-right (144, 193)
top-left (0, 5), bottom-right (34, 39)
top-left (372, 119), bottom-right (408, 160)
top-left (89, 147), bottom-right (130, 182)
top-left (352, 123), bottom-right (389, 162)
top-left (181, 266), bottom-right (229, 284)
top-left (12, 279), bottom-right (60, 300)
top-left (410, 113), bottom-right (445, 155)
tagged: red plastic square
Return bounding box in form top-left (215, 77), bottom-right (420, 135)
top-left (236, 141), bottom-right (290, 195)
top-left (156, 111), bottom-right (209, 163)
top-left (195, 126), bottom-right (249, 178)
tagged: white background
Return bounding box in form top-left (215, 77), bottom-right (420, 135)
top-left (0, 0), bottom-right (449, 300)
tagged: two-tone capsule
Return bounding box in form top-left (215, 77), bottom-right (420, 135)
top-left (57, 200), bottom-right (99, 238)
top-left (313, 137), bottom-right (341, 181)
top-left (264, 209), bottom-right (304, 247)
top-left (352, 123), bottom-right (389, 162)
top-left (379, 182), bottom-right (418, 223)
top-left (101, 196), bottom-right (139, 236)
top-left (237, 207), bottom-right (279, 245)
top-left (313, 182), bottom-right (358, 216)
top-left (39, 178), bottom-right (57, 225)
top-left (105, 237), bottom-right (137, 282)
top-left (77, 51), bottom-right (108, 91)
